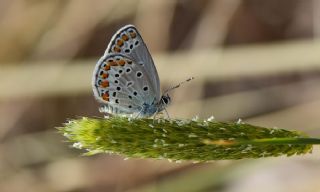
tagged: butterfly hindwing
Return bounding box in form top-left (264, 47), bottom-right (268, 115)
top-left (92, 53), bottom-right (159, 116)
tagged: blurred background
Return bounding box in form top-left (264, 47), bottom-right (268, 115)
top-left (1, 0), bottom-right (320, 191)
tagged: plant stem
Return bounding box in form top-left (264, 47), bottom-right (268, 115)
top-left (204, 138), bottom-right (320, 146)
top-left (243, 137), bottom-right (320, 145)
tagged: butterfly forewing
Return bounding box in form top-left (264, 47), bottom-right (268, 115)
top-left (104, 25), bottom-right (160, 100)
top-left (92, 25), bottom-right (163, 117)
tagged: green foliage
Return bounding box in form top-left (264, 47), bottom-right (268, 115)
top-left (59, 117), bottom-right (318, 162)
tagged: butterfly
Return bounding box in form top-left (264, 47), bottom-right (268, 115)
top-left (92, 24), bottom-right (174, 118)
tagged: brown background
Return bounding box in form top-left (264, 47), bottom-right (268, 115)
top-left (1, 0), bottom-right (320, 191)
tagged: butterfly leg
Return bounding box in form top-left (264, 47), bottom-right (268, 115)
top-left (152, 107), bottom-right (164, 123)
top-left (152, 108), bottom-right (170, 122)
top-left (134, 108), bottom-right (144, 119)
top-left (134, 112), bottom-right (141, 119)
top-left (163, 108), bottom-right (171, 119)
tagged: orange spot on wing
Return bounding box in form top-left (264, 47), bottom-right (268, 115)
top-left (104, 64), bottom-right (110, 70)
top-left (121, 34), bottom-right (129, 41)
top-left (101, 81), bottom-right (109, 88)
top-left (118, 59), bottom-right (125, 66)
top-left (116, 39), bottom-right (124, 47)
top-left (108, 60), bottom-right (117, 66)
top-left (130, 32), bottom-right (136, 38)
top-left (113, 46), bottom-right (121, 53)
top-left (101, 73), bottom-right (109, 79)
top-left (102, 92), bottom-right (109, 101)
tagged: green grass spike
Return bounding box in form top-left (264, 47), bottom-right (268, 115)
top-left (59, 117), bottom-right (319, 162)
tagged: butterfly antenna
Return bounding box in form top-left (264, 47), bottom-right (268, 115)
top-left (164, 77), bottom-right (195, 94)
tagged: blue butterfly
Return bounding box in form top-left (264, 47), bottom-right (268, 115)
top-left (92, 25), bottom-right (176, 118)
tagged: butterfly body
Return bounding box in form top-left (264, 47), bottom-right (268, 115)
top-left (92, 25), bottom-right (170, 117)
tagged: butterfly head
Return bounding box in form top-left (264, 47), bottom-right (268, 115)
top-left (158, 94), bottom-right (171, 111)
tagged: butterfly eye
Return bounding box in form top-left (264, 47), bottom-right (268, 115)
top-left (162, 96), bottom-right (171, 105)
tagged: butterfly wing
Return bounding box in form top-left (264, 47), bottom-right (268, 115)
top-left (104, 25), bottom-right (160, 100)
top-left (92, 53), bottom-right (159, 116)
